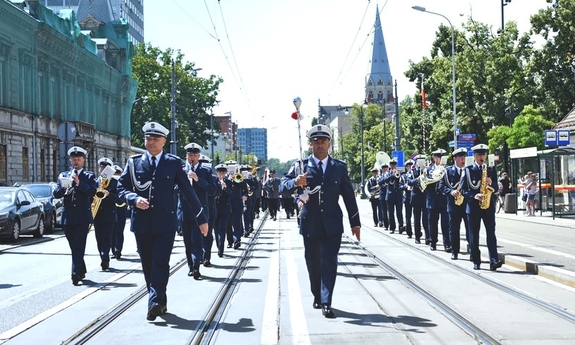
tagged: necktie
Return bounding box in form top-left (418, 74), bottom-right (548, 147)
top-left (318, 161), bottom-right (323, 178)
top-left (151, 156), bottom-right (156, 174)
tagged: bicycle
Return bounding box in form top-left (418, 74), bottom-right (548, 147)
top-left (495, 191), bottom-right (505, 214)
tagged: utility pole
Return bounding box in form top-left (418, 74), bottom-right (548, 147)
top-left (501, 0), bottom-right (512, 31)
top-left (393, 80), bottom-right (401, 152)
top-left (170, 60), bottom-right (177, 155)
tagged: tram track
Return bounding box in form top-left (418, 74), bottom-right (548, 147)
top-left (340, 212), bottom-right (575, 345)
top-left (61, 213), bottom-right (268, 345)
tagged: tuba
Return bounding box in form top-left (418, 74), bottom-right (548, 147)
top-left (364, 152), bottom-right (390, 198)
top-left (91, 165), bottom-right (115, 219)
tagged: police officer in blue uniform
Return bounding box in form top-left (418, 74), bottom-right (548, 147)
top-left (112, 165), bottom-right (129, 260)
top-left (214, 164), bottom-right (233, 257)
top-left (228, 163), bottom-right (248, 249)
top-left (460, 144), bottom-right (503, 271)
top-left (407, 155), bottom-right (428, 244)
top-left (280, 124), bottom-right (361, 319)
top-left (400, 159), bottom-right (414, 238)
top-left (117, 122), bottom-right (208, 321)
top-left (367, 166), bottom-right (382, 227)
top-left (179, 143), bottom-right (216, 280)
top-left (93, 157), bottom-right (119, 270)
top-left (377, 163), bottom-right (390, 229)
top-left (242, 165), bottom-right (257, 235)
top-left (383, 159), bottom-right (404, 234)
top-left (439, 148), bottom-right (470, 260)
top-left (426, 149), bottom-right (451, 251)
top-left (199, 154), bottom-right (221, 268)
top-left (54, 146), bottom-right (97, 285)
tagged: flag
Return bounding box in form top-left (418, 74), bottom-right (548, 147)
top-left (421, 88), bottom-right (428, 109)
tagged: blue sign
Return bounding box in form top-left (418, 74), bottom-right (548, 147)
top-left (458, 133), bottom-right (476, 141)
top-left (558, 130), bottom-right (571, 146)
top-left (450, 140), bottom-right (475, 148)
top-left (545, 130), bottom-right (558, 146)
top-left (391, 150), bottom-right (405, 167)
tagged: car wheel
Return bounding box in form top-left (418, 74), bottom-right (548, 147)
top-left (34, 217), bottom-right (45, 238)
top-left (9, 220), bottom-right (20, 243)
top-left (46, 212), bottom-right (56, 234)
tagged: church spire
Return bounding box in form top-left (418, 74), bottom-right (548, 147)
top-left (365, 5), bottom-right (394, 113)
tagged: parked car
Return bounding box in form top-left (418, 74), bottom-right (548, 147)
top-left (0, 187), bottom-right (45, 242)
top-left (18, 182), bottom-right (62, 233)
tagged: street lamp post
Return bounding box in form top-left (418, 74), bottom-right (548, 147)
top-left (412, 6), bottom-right (457, 150)
top-left (501, 0), bottom-right (512, 31)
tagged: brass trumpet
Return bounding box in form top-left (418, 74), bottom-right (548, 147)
top-left (233, 172), bottom-right (244, 183)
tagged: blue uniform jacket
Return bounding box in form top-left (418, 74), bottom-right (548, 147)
top-left (216, 178), bottom-right (233, 215)
top-left (117, 152), bottom-right (207, 236)
top-left (425, 164), bottom-right (447, 209)
top-left (280, 156), bottom-right (360, 238)
top-left (54, 168), bottom-right (97, 225)
top-left (460, 164), bottom-right (499, 214)
top-left (179, 164), bottom-right (216, 223)
top-left (94, 176), bottom-right (119, 223)
top-left (438, 165), bottom-right (466, 213)
top-left (407, 168), bottom-right (426, 208)
top-left (383, 171), bottom-right (403, 202)
top-left (229, 178), bottom-right (248, 212)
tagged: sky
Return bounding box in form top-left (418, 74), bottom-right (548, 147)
top-left (144, 0), bottom-right (550, 161)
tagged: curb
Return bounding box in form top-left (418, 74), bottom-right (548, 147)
top-left (500, 254), bottom-right (575, 289)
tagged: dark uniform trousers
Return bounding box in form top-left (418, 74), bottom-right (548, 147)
top-left (426, 185), bottom-right (450, 248)
top-left (229, 179), bottom-right (248, 244)
top-left (53, 169), bottom-right (97, 278)
top-left (461, 164), bottom-right (500, 265)
top-left (383, 172), bottom-right (404, 231)
top-left (93, 177), bottom-right (119, 265)
top-left (280, 156), bottom-right (360, 306)
top-left (408, 170), bottom-right (427, 241)
top-left (400, 172), bottom-right (413, 237)
top-left (439, 165), bottom-right (470, 255)
top-left (180, 164), bottom-right (215, 272)
top-left (367, 176), bottom-right (382, 226)
top-left (215, 179), bottom-right (233, 255)
top-left (376, 175), bottom-right (389, 229)
top-left (203, 175), bottom-right (221, 263)
top-left (112, 202), bottom-right (129, 255)
top-left (118, 152), bottom-right (207, 309)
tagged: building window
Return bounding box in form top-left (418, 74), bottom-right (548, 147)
top-left (40, 148), bottom-right (46, 181)
top-left (53, 149), bottom-right (58, 179)
top-left (23, 147), bottom-right (29, 182)
top-left (0, 144), bottom-right (6, 184)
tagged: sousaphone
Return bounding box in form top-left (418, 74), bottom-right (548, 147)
top-left (364, 151), bottom-right (391, 198)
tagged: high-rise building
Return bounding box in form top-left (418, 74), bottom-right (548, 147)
top-left (42, 0), bottom-right (144, 45)
top-left (238, 128), bottom-right (268, 161)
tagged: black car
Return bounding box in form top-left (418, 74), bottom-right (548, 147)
top-left (19, 182), bottom-right (62, 233)
top-left (0, 187), bottom-right (45, 242)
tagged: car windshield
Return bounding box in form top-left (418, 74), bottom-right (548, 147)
top-left (24, 185), bottom-right (52, 198)
top-left (0, 192), bottom-right (14, 206)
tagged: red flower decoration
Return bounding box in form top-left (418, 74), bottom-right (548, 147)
top-left (291, 111), bottom-right (300, 120)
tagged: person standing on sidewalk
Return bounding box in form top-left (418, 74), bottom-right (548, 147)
top-left (525, 173), bottom-right (538, 216)
top-left (460, 143), bottom-right (502, 271)
top-left (280, 124), bottom-right (360, 319)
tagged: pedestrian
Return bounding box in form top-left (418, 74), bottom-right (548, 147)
top-left (438, 147), bottom-right (470, 260)
top-left (460, 143), bottom-right (503, 271)
top-left (525, 173), bottom-right (538, 216)
top-left (117, 122), bottom-right (208, 321)
top-left (53, 146), bottom-right (97, 285)
top-left (280, 124), bottom-right (360, 319)
top-left (92, 157), bottom-right (118, 271)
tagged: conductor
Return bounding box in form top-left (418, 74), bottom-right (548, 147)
top-left (118, 122), bottom-right (208, 321)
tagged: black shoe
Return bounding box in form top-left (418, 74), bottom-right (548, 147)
top-left (430, 245), bottom-right (436, 251)
top-left (451, 253), bottom-right (458, 260)
top-left (399, 226), bottom-right (405, 234)
top-left (425, 240), bottom-right (431, 245)
top-left (218, 252), bottom-right (224, 258)
top-left (193, 270), bottom-right (201, 280)
top-left (378, 222), bottom-right (383, 227)
top-left (71, 274), bottom-right (80, 285)
top-left (473, 264), bottom-right (481, 270)
top-left (146, 304), bottom-right (167, 321)
top-left (287, 215), bottom-right (291, 219)
top-left (188, 269), bottom-right (194, 277)
top-left (101, 261), bottom-right (109, 270)
top-left (445, 246), bottom-right (452, 253)
top-left (114, 251), bottom-right (122, 260)
top-left (312, 302), bottom-right (321, 309)
top-left (233, 241), bottom-right (241, 249)
top-left (203, 260), bottom-right (211, 268)
top-left (321, 304), bottom-right (336, 318)
top-left (469, 255), bottom-right (474, 262)
top-left (415, 238), bottom-right (421, 244)
top-left (374, 223), bottom-right (378, 227)
top-left (390, 229), bottom-right (395, 234)
top-left (273, 217), bottom-right (277, 221)
top-left (79, 273), bottom-right (85, 280)
top-left (227, 243), bottom-right (233, 248)
top-left (249, 227), bottom-right (254, 234)
top-left (177, 231), bottom-right (183, 236)
top-left (243, 231), bottom-right (250, 238)
top-left (489, 261), bottom-right (503, 271)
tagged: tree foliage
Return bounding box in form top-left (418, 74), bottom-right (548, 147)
top-left (131, 44), bottom-right (223, 157)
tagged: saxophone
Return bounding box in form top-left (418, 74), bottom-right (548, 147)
top-left (479, 166), bottom-right (494, 209)
top-left (454, 168), bottom-right (465, 206)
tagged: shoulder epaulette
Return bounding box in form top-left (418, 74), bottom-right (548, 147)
top-left (130, 153), bottom-right (143, 159)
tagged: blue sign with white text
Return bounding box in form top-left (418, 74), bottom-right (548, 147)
top-left (545, 130), bottom-right (558, 146)
top-left (558, 130), bottom-right (571, 146)
top-left (458, 133), bottom-right (476, 141)
top-left (391, 150), bottom-right (405, 167)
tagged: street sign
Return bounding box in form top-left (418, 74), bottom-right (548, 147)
top-left (458, 133), bottom-right (476, 141)
top-left (545, 130), bottom-right (558, 146)
top-left (449, 140), bottom-right (475, 148)
top-left (391, 150), bottom-right (404, 167)
top-left (558, 129), bottom-right (571, 146)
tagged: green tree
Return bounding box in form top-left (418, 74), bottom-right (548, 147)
top-left (131, 44), bottom-right (222, 157)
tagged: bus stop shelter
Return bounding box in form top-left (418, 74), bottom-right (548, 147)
top-left (510, 146), bottom-right (575, 219)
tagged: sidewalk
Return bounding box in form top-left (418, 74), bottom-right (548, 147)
top-left (497, 209), bottom-right (575, 229)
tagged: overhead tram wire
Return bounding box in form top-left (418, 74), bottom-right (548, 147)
top-left (168, 0), bottom-right (217, 40)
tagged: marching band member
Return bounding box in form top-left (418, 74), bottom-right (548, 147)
top-left (280, 124), bottom-right (360, 319)
top-left (179, 143), bottom-right (216, 280)
top-left (439, 148), bottom-right (470, 260)
top-left (117, 122), bottom-right (208, 321)
top-left (460, 144), bottom-right (502, 271)
top-left (407, 155), bottom-right (428, 244)
top-left (382, 159), bottom-right (404, 234)
top-left (241, 165), bottom-right (257, 236)
top-left (214, 164), bottom-right (233, 257)
top-left (400, 160), bottom-right (415, 238)
top-left (376, 163), bottom-right (390, 229)
top-left (53, 146), bottom-right (97, 285)
top-left (425, 149), bottom-right (450, 251)
top-left (367, 166), bottom-right (382, 227)
top-left (228, 162), bottom-right (248, 249)
top-left (199, 154), bottom-right (221, 268)
top-left (112, 165), bottom-right (128, 260)
top-left (93, 157), bottom-right (119, 271)
top-left (264, 169), bottom-right (281, 221)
